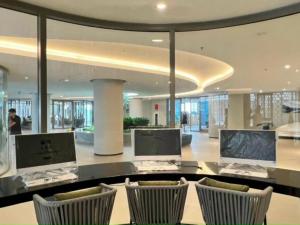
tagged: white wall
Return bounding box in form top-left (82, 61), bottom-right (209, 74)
top-left (140, 99), bottom-right (168, 126)
top-left (129, 98), bottom-right (143, 118)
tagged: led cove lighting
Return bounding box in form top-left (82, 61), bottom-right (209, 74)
top-left (152, 39), bottom-right (163, 43)
top-left (156, 3), bottom-right (167, 10)
top-left (124, 93), bottom-right (139, 97)
top-left (0, 39), bottom-right (234, 99)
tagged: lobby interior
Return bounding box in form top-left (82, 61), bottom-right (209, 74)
top-left (0, 0), bottom-right (300, 224)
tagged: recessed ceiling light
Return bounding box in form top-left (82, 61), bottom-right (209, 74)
top-left (156, 2), bottom-right (167, 11)
top-left (259, 90), bottom-right (263, 93)
top-left (168, 81), bottom-right (171, 84)
top-left (287, 81), bottom-right (291, 85)
top-left (24, 76), bottom-right (29, 80)
top-left (284, 64), bottom-right (291, 69)
top-left (64, 78), bottom-right (70, 82)
top-left (296, 69), bottom-right (299, 73)
top-left (152, 39), bottom-right (163, 43)
top-left (216, 87), bottom-right (220, 90)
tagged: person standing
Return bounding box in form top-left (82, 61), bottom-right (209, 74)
top-left (181, 112), bottom-right (188, 132)
top-left (8, 108), bottom-right (22, 135)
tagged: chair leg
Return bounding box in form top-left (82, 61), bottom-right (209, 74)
top-left (264, 216), bottom-right (267, 225)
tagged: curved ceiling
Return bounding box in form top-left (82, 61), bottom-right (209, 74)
top-left (19, 0), bottom-right (300, 24)
top-left (0, 6), bottom-right (299, 99)
top-left (176, 13), bottom-right (300, 94)
top-left (0, 36), bottom-right (233, 98)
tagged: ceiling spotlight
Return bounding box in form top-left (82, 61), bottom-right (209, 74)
top-left (216, 87), bottom-right (220, 90)
top-left (168, 81), bottom-right (171, 84)
top-left (156, 2), bottom-right (167, 11)
top-left (152, 39), bottom-right (163, 43)
top-left (284, 64), bottom-right (291, 69)
top-left (24, 76), bottom-right (29, 80)
top-left (64, 78), bottom-right (70, 82)
top-left (287, 81), bottom-right (291, 85)
top-left (296, 69), bottom-right (299, 73)
top-left (259, 90), bottom-right (263, 93)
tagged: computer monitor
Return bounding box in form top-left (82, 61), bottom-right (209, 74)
top-left (133, 128), bottom-right (182, 161)
top-left (15, 132), bottom-right (77, 173)
top-left (220, 129), bottom-right (276, 167)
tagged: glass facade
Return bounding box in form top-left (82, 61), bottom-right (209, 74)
top-left (0, 67), bottom-right (8, 175)
top-left (0, 2), bottom-right (299, 179)
top-left (52, 100), bottom-right (93, 129)
top-left (168, 96), bottom-right (211, 132)
top-left (8, 99), bottom-right (32, 130)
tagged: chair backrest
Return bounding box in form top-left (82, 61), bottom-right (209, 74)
top-left (195, 178), bottom-right (273, 225)
top-left (125, 177), bottom-right (189, 224)
top-left (33, 184), bottom-right (117, 225)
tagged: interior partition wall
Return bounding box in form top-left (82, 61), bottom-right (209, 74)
top-left (250, 91), bottom-right (300, 129)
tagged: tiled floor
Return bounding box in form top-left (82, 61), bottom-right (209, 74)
top-left (0, 132), bottom-right (299, 224)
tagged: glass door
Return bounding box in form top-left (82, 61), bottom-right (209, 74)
top-left (199, 96), bottom-right (209, 131)
top-left (52, 101), bottom-right (63, 129)
top-left (63, 101), bottom-right (73, 128)
top-left (190, 98), bottom-right (201, 132)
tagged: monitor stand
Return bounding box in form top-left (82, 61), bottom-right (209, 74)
top-left (219, 163), bottom-right (269, 178)
top-left (19, 166), bottom-right (78, 189)
top-left (133, 160), bottom-right (181, 171)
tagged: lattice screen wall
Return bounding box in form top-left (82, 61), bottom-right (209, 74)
top-left (250, 91), bottom-right (300, 128)
top-left (208, 94), bottom-right (228, 137)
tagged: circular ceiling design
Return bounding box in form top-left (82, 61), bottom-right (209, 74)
top-left (19, 0), bottom-right (300, 24)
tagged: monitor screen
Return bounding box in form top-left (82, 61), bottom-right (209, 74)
top-left (15, 132), bottom-right (76, 169)
top-left (220, 130), bottom-right (276, 161)
top-left (134, 129), bottom-right (181, 157)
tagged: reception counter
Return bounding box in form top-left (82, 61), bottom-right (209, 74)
top-left (0, 161), bottom-right (299, 207)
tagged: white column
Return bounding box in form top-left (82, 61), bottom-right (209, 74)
top-left (228, 94), bottom-right (250, 129)
top-left (129, 98), bottom-right (143, 118)
top-left (32, 93), bottom-right (52, 133)
top-left (92, 79), bottom-right (125, 155)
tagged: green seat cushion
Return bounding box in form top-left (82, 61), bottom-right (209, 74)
top-left (203, 178), bottom-right (249, 192)
top-left (54, 186), bottom-right (102, 201)
top-left (138, 180), bottom-right (179, 186)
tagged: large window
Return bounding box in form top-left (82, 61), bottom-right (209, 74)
top-left (8, 99), bottom-right (32, 130)
top-left (0, 8), bottom-right (37, 133)
top-left (52, 100), bottom-right (93, 129)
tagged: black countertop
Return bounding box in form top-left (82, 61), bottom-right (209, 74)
top-left (0, 161), bottom-right (299, 207)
